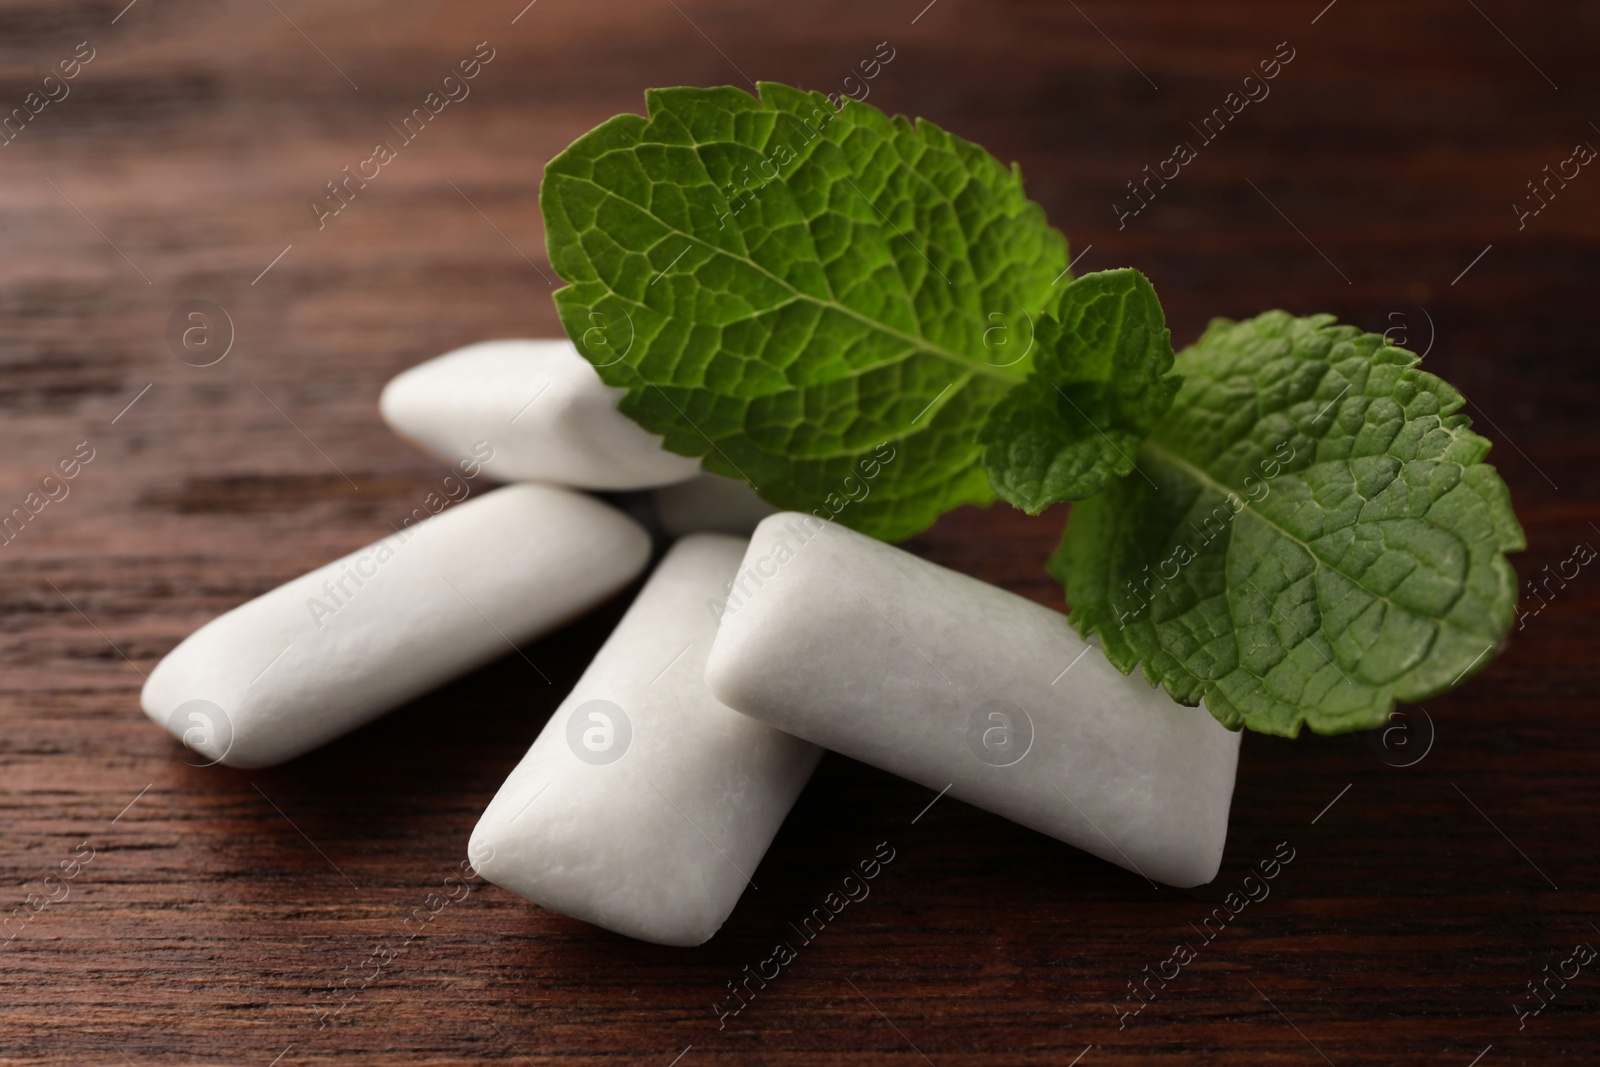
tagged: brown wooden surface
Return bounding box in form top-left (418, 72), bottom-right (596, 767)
top-left (3, 1), bottom-right (1597, 1063)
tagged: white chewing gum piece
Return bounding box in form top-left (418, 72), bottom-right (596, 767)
top-left (379, 338), bottom-right (702, 489)
top-left (653, 473), bottom-right (776, 537)
top-left (704, 513), bottom-right (1242, 888)
top-left (140, 484), bottom-right (651, 768)
top-left (469, 534), bottom-right (823, 947)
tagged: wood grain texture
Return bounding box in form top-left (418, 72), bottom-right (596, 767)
top-left (2, 0), bottom-right (1597, 1063)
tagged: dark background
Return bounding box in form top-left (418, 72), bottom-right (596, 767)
top-left (2, 0), bottom-right (1596, 1063)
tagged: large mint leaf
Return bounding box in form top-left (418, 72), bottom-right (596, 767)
top-left (1051, 311), bottom-right (1525, 737)
top-left (541, 82), bottom-right (1068, 540)
top-left (980, 268), bottom-right (1181, 513)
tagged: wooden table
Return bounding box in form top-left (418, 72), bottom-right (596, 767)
top-left (3, 1), bottom-right (1596, 1063)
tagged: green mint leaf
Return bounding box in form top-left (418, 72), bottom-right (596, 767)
top-left (1051, 311), bottom-right (1525, 737)
top-left (980, 268), bottom-right (1181, 513)
top-left (541, 82), bottom-right (1068, 540)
